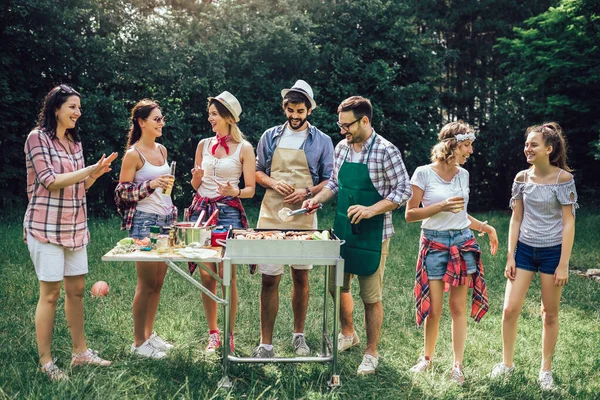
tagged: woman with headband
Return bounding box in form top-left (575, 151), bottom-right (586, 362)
top-left (405, 121), bottom-right (498, 384)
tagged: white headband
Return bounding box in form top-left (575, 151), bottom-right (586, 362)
top-left (443, 132), bottom-right (476, 142)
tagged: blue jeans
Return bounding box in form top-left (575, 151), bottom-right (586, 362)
top-left (129, 210), bottom-right (173, 239)
top-left (422, 228), bottom-right (477, 280)
top-left (190, 203), bottom-right (243, 229)
top-left (515, 241), bottom-right (562, 275)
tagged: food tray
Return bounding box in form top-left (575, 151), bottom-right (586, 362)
top-left (222, 228), bottom-right (343, 259)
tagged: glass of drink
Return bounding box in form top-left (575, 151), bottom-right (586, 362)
top-left (164, 161), bottom-right (176, 196)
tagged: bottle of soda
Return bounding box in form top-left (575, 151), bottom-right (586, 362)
top-left (348, 194), bottom-right (361, 235)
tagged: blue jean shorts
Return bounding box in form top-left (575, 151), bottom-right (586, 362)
top-left (190, 203), bottom-right (243, 229)
top-left (515, 241), bottom-right (562, 275)
top-left (129, 210), bottom-right (173, 239)
top-left (422, 228), bottom-right (477, 280)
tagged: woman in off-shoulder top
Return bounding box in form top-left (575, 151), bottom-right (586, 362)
top-left (490, 122), bottom-right (578, 391)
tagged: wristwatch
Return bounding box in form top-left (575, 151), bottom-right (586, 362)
top-left (304, 187), bottom-right (313, 199)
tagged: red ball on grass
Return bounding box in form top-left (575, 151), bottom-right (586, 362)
top-left (91, 281), bottom-right (109, 297)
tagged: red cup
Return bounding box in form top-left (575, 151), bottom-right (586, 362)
top-left (211, 229), bottom-right (228, 247)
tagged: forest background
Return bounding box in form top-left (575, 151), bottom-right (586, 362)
top-left (1, 0), bottom-right (599, 213)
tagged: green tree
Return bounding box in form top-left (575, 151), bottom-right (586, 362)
top-left (497, 0), bottom-right (600, 197)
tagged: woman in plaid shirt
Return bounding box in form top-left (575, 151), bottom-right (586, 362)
top-left (115, 99), bottom-right (177, 359)
top-left (24, 85), bottom-right (117, 380)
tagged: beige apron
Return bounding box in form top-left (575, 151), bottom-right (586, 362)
top-left (257, 129), bottom-right (314, 229)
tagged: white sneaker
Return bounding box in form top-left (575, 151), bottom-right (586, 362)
top-left (409, 356), bottom-right (432, 373)
top-left (357, 354), bottom-right (378, 375)
top-left (539, 370), bottom-right (554, 391)
top-left (338, 332), bottom-right (360, 352)
top-left (131, 339), bottom-right (167, 359)
top-left (489, 362), bottom-right (514, 379)
top-left (40, 359), bottom-right (68, 381)
top-left (148, 332), bottom-right (173, 352)
top-left (449, 362), bottom-right (465, 385)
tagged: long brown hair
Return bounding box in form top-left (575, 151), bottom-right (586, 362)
top-left (525, 122), bottom-right (572, 171)
top-left (430, 120), bottom-right (474, 163)
top-left (126, 99), bottom-right (161, 149)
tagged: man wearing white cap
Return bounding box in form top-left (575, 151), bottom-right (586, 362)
top-left (253, 80), bottom-right (334, 358)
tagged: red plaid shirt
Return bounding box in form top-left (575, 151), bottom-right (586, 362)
top-left (414, 235), bottom-right (488, 327)
top-left (114, 181), bottom-right (176, 231)
top-left (23, 129), bottom-right (90, 250)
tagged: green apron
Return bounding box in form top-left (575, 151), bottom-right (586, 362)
top-left (333, 134), bottom-right (384, 276)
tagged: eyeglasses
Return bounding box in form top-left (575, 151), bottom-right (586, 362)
top-left (58, 84), bottom-right (80, 96)
top-left (336, 118), bottom-right (361, 132)
top-left (149, 116), bottom-right (166, 124)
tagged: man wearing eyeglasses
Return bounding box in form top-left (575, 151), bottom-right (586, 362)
top-left (304, 96), bottom-right (412, 375)
top-left (253, 80), bottom-right (334, 358)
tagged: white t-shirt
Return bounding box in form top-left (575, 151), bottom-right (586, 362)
top-left (410, 164), bottom-right (470, 230)
top-left (348, 146), bottom-right (361, 162)
top-left (278, 126), bottom-right (308, 149)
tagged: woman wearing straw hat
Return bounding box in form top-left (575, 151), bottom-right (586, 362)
top-left (188, 91), bottom-right (256, 354)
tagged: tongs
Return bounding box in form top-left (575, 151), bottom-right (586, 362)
top-left (278, 203), bottom-right (323, 222)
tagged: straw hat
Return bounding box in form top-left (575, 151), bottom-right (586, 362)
top-left (281, 79), bottom-right (317, 110)
top-left (208, 91), bottom-right (242, 122)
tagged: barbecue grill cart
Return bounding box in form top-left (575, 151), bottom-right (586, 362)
top-left (102, 229), bottom-right (345, 389)
top-left (218, 229), bottom-right (345, 389)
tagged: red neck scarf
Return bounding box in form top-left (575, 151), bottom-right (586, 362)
top-left (211, 134), bottom-right (231, 155)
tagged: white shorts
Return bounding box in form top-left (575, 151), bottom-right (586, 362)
top-left (257, 263), bottom-right (313, 276)
top-left (27, 232), bottom-right (88, 282)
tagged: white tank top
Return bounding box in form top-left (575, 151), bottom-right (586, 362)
top-left (133, 146), bottom-right (173, 215)
top-left (197, 139), bottom-right (245, 198)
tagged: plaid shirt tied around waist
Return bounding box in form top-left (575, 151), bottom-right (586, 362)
top-left (188, 193), bottom-right (249, 275)
top-left (114, 181), bottom-right (177, 231)
top-left (414, 235), bottom-right (488, 327)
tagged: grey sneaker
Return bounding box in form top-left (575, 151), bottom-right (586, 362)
top-left (409, 356), bottom-right (432, 373)
top-left (338, 332), bottom-right (360, 352)
top-left (539, 370), bottom-right (554, 391)
top-left (251, 345), bottom-right (275, 358)
top-left (292, 335), bottom-right (310, 356)
top-left (489, 362), bottom-right (514, 379)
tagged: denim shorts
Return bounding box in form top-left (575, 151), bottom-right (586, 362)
top-left (129, 210), bottom-right (173, 239)
top-left (422, 228), bottom-right (477, 280)
top-left (515, 241), bottom-right (562, 275)
top-left (190, 203), bottom-right (243, 229)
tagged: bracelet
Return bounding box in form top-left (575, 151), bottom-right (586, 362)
top-left (237, 187), bottom-right (242, 197)
top-left (478, 220), bottom-right (488, 237)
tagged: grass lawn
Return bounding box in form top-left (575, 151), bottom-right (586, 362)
top-left (1, 205), bottom-right (599, 399)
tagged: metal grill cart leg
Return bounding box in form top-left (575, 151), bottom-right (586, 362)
top-left (219, 257), bottom-right (233, 389)
top-left (321, 263), bottom-right (331, 357)
top-left (328, 257), bottom-right (343, 388)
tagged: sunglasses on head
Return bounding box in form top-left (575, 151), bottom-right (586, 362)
top-left (58, 84), bottom-right (80, 96)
